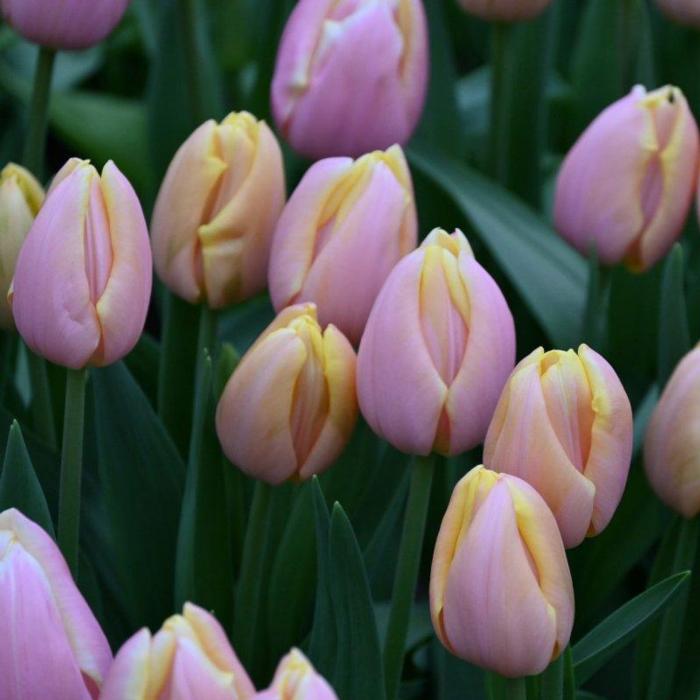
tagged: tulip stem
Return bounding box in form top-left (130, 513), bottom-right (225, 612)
top-left (504, 678), bottom-right (527, 700)
top-left (26, 349), bottom-right (57, 450)
top-left (178, 0), bottom-right (206, 125)
top-left (383, 454), bottom-right (435, 700)
top-left (489, 22), bottom-right (513, 186)
top-left (581, 249), bottom-right (612, 352)
top-left (194, 304), bottom-right (217, 390)
top-left (23, 46), bottom-right (56, 177)
top-left (57, 367), bottom-right (87, 577)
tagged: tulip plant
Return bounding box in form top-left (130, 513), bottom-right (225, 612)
top-left (0, 0), bottom-right (699, 699)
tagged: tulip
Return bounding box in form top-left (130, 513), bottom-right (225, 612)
top-left (152, 112), bottom-right (285, 309)
top-left (10, 158), bottom-right (152, 369)
top-left (430, 467), bottom-right (574, 677)
top-left (101, 603), bottom-right (255, 700)
top-left (216, 303), bottom-right (357, 484)
top-left (357, 228), bottom-right (515, 456)
top-left (554, 85), bottom-right (699, 272)
top-left (0, 508), bottom-right (112, 699)
top-left (269, 145), bottom-right (417, 344)
top-left (271, 0), bottom-right (429, 159)
top-left (0, 163), bottom-right (44, 330)
top-left (644, 346), bottom-right (700, 518)
top-left (256, 649), bottom-right (337, 700)
top-left (0, 0), bottom-right (130, 50)
top-left (654, 0), bottom-right (700, 27)
top-left (483, 345), bottom-right (633, 548)
top-left (456, 0), bottom-right (552, 21)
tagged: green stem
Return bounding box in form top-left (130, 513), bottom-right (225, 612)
top-left (26, 349), bottom-right (57, 449)
top-left (57, 368), bottom-right (87, 577)
top-left (646, 516), bottom-right (699, 699)
top-left (22, 46), bottom-right (56, 176)
top-left (233, 480), bottom-right (273, 669)
top-left (581, 250), bottom-right (612, 352)
top-left (194, 304), bottom-right (217, 391)
top-left (383, 454), bottom-right (435, 700)
top-left (538, 653), bottom-right (564, 700)
top-left (177, 0), bottom-right (206, 125)
top-left (489, 22), bottom-right (511, 186)
top-left (505, 678), bottom-right (527, 700)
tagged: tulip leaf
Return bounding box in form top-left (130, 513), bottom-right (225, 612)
top-left (408, 141), bottom-right (586, 348)
top-left (0, 421), bottom-right (54, 537)
top-left (572, 571), bottom-right (691, 685)
top-left (92, 362), bottom-right (185, 631)
top-left (657, 244), bottom-right (691, 389)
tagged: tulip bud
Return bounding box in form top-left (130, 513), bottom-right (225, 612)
top-left (10, 158), bottom-right (152, 369)
top-left (269, 146), bottom-right (417, 344)
top-left (456, 0), bottom-right (552, 21)
top-left (644, 346), bottom-right (700, 518)
top-left (0, 0), bottom-right (130, 50)
top-left (554, 85), bottom-right (699, 272)
top-left (101, 603), bottom-right (255, 700)
top-left (0, 508), bottom-right (112, 699)
top-left (152, 112), bottom-right (285, 309)
top-left (271, 0), bottom-right (429, 159)
top-left (484, 345), bottom-right (633, 548)
top-left (430, 467), bottom-right (574, 677)
top-left (216, 303), bottom-right (357, 484)
top-left (0, 163), bottom-right (44, 330)
top-left (256, 649), bottom-right (338, 700)
top-left (357, 228), bottom-right (515, 456)
top-left (654, 0), bottom-right (700, 27)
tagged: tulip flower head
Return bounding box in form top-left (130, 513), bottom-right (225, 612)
top-left (256, 648), bottom-right (338, 700)
top-left (152, 111), bottom-right (286, 309)
top-left (0, 0), bottom-right (131, 50)
top-left (11, 158), bottom-right (152, 369)
top-left (0, 163), bottom-right (43, 330)
top-left (0, 508), bottom-right (112, 699)
top-left (654, 0), bottom-right (700, 27)
top-left (269, 145), bottom-right (417, 344)
top-left (271, 0), bottom-right (429, 159)
top-left (484, 345), bottom-right (633, 548)
top-left (456, 0), bottom-right (552, 21)
top-left (100, 603), bottom-right (255, 700)
top-left (357, 228), bottom-right (515, 456)
top-left (554, 85), bottom-right (699, 272)
top-left (645, 346), bottom-right (700, 518)
top-left (216, 304), bottom-right (358, 484)
top-left (430, 468), bottom-right (574, 677)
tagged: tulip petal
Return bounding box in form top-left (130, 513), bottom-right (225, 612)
top-left (99, 629), bottom-right (152, 700)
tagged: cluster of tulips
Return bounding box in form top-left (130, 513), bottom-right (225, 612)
top-left (1, 0), bottom-right (700, 698)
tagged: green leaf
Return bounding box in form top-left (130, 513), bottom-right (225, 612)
top-left (0, 421), bottom-right (54, 537)
top-left (657, 245), bottom-right (691, 389)
top-left (92, 362), bottom-right (185, 630)
top-left (124, 333), bottom-right (160, 408)
top-left (408, 141), bottom-right (586, 347)
top-left (573, 571), bottom-right (691, 685)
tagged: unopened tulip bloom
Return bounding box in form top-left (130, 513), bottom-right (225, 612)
top-left (101, 603), bottom-right (255, 700)
top-left (554, 85), bottom-right (699, 272)
top-left (256, 649), bottom-right (337, 700)
top-left (357, 228), bottom-right (515, 456)
top-left (269, 146), bottom-right (417, 343)
top-left (216, 304), bottom-right (357, 484)
top-left (456, 0), bottom-right (552, 21)
top-left (152, 112), bottom-right (285, 309)
top-left (654, 0), bottom-right (700, 27)
top-left (430, 467), bottom-right (574, 677)
top-left (0, 508), bottom-right (112, 699)
top-left (0, 163), bottom-right (43, 330)
top-left (0, 0), bottom-right (130, 50)
top-left (484, 345), bottom-right (632, 548)
top-left (271, 0), bottom-right (429, 159)
top-left (645, 346), bottom-right (700, 518)
top-left (10, 158), bottom-right (152, 369)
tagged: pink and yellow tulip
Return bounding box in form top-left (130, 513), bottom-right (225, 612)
top-left (256, 649), bottom-right (337, 700)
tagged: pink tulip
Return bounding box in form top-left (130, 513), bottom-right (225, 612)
top-left (456, 0), bottom-right (552, 21)
top-left (0, 0), bottom-right (130, 50)
top-left (357, 228), bottom-right (515, 456)
top-left (152, 112), bottom-right (286, 309)
top-left (654, 0), bottom-right (700, 27)
top-left (256, 649), bottom-right (337, 700)
top-left (484, 345), bottom-right (633, 548)
top-left (216, 304), bottom-right (358, 484)
top-left (645, 346), bottom-right (700, 518)
top-left (11, 158), bottom-right (152, 369)
top-left (0, 163), bottom-right (44, 330)
top-left (101, 603), bottom-right (255, 700)
top-left (271, 0), bottom-right (429, 159)
top-left (430, 468), bottom-right (574, 677)
top-left (0, 508), bottom-right (112, 699)
top-left (269, 145), bottom-right (417, 344)
top-left (554, 85), bottom-right (699, 272)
